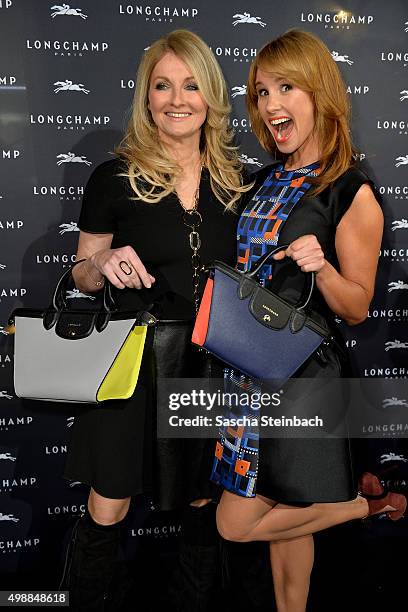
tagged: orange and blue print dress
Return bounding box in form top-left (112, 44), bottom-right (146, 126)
top-left (210, 162), bottom-right (320, 498)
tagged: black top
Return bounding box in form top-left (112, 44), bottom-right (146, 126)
top-left (78, 158), bottom-right (240, 319)
top-left (245, 163), bottom-right (379, 322)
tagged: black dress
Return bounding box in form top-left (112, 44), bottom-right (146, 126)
top-left (212, 163), bottom-right (379, 504)
top-left (64, 158), bottom-right (240, 508)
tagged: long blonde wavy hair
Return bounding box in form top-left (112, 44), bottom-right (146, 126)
top-left (246, 29), bottom-right (355, 194)
top-left (116, 29), bottom-right (250, 209)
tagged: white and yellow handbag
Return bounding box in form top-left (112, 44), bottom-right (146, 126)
top-left (11, 261), bottom-right (156, 404)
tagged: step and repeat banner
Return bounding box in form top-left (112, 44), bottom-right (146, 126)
top-left (1, 0), bottom-right (407, 603)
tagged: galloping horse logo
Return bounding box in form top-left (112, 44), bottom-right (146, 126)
top-left (0, 453), bottom-right (16, 461)
top-left (400, 90), bottom-right (408, 101)
top-left (391, 218), bottom-right (408, 231)
top-left (384, 339), bottom-right (408, 351)
top-left (0, 513), bottom-right (19, 522)
top-left (0, 263), bottom-right (6, 270)
top-left (66, 289), bottom-right (96, 300)
top-left (54, 80), bottom-right (90, 94)
top-left (50, 4), bottom-right (87, 19)
top-left (57, 152), bottom-right (92, 166)
top-left (231, 85), bottom-right (247, 98)
top-left (395, 155), bottom-right (408, 167)
top-left (380, 452), bottom-right (408, 463)
top-left (388, 280), bottom-right (408, 292)
top-left (0, 391), bottom-right (13, 399)
top-left (405, 21), bottom-right (408, 32)
top-left (232, 12), bottom-right (266, 27)
top-left (239, 154), bottom-right (263, 167)
top-left (0, 327), bottom-right (9, 335)
top-left (59, 222), bottom-right (79, 234)
top-left (382, 397), bottom-right (408, 408)
top-left (331, 51), bottom-right (353, 65)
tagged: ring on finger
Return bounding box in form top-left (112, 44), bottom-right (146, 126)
top-left (119, 260), bottom-right (133, 276)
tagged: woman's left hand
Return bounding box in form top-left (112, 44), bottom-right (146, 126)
top-left (273, 234), bottom-right (326, 273)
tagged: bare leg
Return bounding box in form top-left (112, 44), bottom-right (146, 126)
top-left (217, 491), bottom-right (370, 542)
top-left (88, 488), bottom-right (130, 524)
top-left (270, 535), bottom-right (314, 612)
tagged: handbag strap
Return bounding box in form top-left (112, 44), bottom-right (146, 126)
top-left (44, 259), bottom-right (118, 332)
top-left (246, 245), bottom-right (315, 310)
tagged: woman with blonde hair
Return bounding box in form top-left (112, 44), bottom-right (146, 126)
top-left (212, 29), bottom-right (406, 611)
top-left (61, 29), bottom-right (250, 610)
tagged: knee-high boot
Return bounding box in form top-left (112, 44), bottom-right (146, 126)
top-left (171, 502), bottom-right (221, 612)
top-left (60, 511), bottom-right (124, 612)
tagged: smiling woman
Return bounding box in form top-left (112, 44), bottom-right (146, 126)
top-left (61, 29), bottom-right (251, 611)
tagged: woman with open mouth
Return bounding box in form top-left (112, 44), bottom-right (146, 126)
top-left (212, 29), bottom-right (404, 612)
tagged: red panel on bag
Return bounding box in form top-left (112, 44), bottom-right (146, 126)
top-left (192, 277), bottom-right (213, 346)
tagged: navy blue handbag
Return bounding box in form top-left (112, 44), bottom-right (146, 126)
top-left (192, 245), bottom-right (331, 383)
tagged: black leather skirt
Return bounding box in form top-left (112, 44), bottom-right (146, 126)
top-left (64, 320), bottom-right (218, 509)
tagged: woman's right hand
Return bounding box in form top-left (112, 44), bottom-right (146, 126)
top-left (90, 245), bottom-right (155, 290)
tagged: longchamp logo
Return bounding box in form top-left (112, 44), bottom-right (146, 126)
top-left (67, 417), bottom-right (74, 427)
top-left (0, 263), bottom-right (6, 270)
top-left (1, 150), bottom-right (20, 159)
top-left (377, 120), bottom-right (408, 135)
top-left (30, 113), bottom-right (110, 131)
top-left (396, 155), bottom-right (408, 166)
top-left (0, 537), bottom-right (40, 553)
top-left (364, 365), bottom-right (408, 378)
top-left (405, 21), bottom-right (408, 32)
top-left (368, 308), bottom-right (408, 322)
top-left (0, 219), bottom-right (24, 230)
top-left (0, 75), bottom-right (17, 86)
top-left (0, 1), bottom-right (13, 8)
top-left (36, 254), bottom-right (76, 266)
top-left (0, 416), bottom-right (33, 432)
top-left (47, 503), bottom-right (86, 516)
top-left (0, 477), bottom-right (36, 492)
top-left (131, 524), bottom-right (182, 538)
top-left (118, 4), bottom-right (198, 22)
top-left (345, 339), bottom-right (357, 349)
top-left (379, 452), bottom-right (407, 463)
top-left (210, 45), bottom-right (257, 63)
top-left (382, 397), bottom-right (408, 408)
top-left (229, 116), bottom-right (251, 133)
top-left (50, 4), bottom-right (88, 19)
top-left (57, 152), bottom-right (92, 166)
top-left (384, 339), bottom-right (408, 351)
top-left (33, 185), bottom-right (84, 200)
top-left (391, 218), bottom-right (408, 229)
top-left (120, 78), bottom-right (135, 89)
top-left (353, 153), bottom-right (366, 161)
top-left (239, 154), bottom-right (263, 167)
top-left (401, 90), bottom-right (408, 101)
top-left (0, 353), bottom-right (12, 368)
top-left (0, 391), bottom-right (13, 399)
top-left (53, 79), bottom-right (90, 94)
top-left (300, 10), bottom-right (373, 29)
top-left (26, 40), bottom-right (108, 56)
top-left (0, 326), bottom-right (9, 335)
top-left (0, 452), bottom-right (16, 461)
top-left (380, 186), bottom-right (408, 200)
top-left (59, 221), bottom-right (79, 234)
top-left (380, 51), bottom-right (408, 68)
top-left (231, 85), bottom-right (246, 98)
top-left (66, 289), bottom-right (95, 300)
top-left (232, 12), bottom-right (266, 27)
top-left (347, 84), bottom-right (369, 95)
top-left (0, 512), bottom-right (19, 523)
top-left (0, 288), bottom-right (27, 302)
top-left (44, 445), bottom-right (68, 455)
top-left (388, 280), bottom-right (408, 292)
top-left (331, 51), bottom-right (353, 65)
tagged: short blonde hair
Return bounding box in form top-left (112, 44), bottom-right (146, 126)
top-left (246, 29), bottom-right (355, 194)
top-left (116, 29), bottom-right (250, 208)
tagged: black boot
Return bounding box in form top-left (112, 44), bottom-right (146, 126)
top-left (170, 502), bottom-right (221, 612)
top-left (60, 511), bottom-right (123, 611)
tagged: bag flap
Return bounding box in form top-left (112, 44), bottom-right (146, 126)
top-left (249, 285), bottom-right (293, 330)
top-left (55, 311), bottom-right (98, 339)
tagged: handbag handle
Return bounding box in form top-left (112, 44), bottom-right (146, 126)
top-left (43, 258), bottom-right (117, 331)
top-left (246, 244), bottom-right (315, 310)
